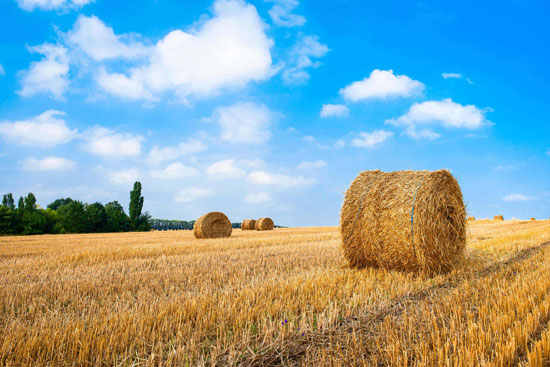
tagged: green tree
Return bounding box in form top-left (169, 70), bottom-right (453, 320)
top-left (105, 201), bottom-right (131, 232)
top-left (85, 202), bottom-right (107, 233)
top-left (47, 198), bottom-right (74, 211)
top-left (2, 193), bottom-right (15, 209)
top-left (57, 201), bottom-right (88, 233)
top-left (21, 210), bottom-right (47, 235)
top-left (0, 206), bottom-right (19, 234)
top-left (129, 181), bottom-right (144, 230)
top-left (24, 193), bottom-right (37, 212)
top-left (17, 196), bottom-right (24, 214)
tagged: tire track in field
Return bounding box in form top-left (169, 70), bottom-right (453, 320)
top-left (230, 241), bottom-right (550, 367)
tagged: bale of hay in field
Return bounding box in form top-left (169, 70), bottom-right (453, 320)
top-left (193, 212), bottom-right (232, 239)
top-left (531, 217), bottom-right (535, 221)
top-left (494, 215), bottom-right (504, 221)
top-left (256, 217), bottom-right (274, 231)
top-left (340, 169), bottom-right (466, 274)
top-left (241, 219), bottom-right (256, 230)
top-left (468, 216), bottom-right (475, 221)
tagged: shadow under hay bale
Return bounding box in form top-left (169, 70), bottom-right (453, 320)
top-left (256, 217), bottom-right (274, 231)
top-left (241, 219), bottom-right (256, 230)
top-left (340, 169), bottom-right (466, 274)
top-left (193, 212), bottom-right (232, 239)
top-left (494, 215), bottom-right (504, 221)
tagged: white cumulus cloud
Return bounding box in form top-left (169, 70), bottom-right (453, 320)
top-left (150, 162), bottom-right (200, 180)
top-left (340, 69), bottom-right (424, 102)
top-left (83, 127), bottom-right (144, 158)
top-left (19, 44), bottom-right (69, 99)
top-left (441, 72), bottom-right (462, 79)
top-left (267, 0), bottom-right (306, 27)
top-left (207, 159), bottom-right (246, 179)
top-left (245, 192), bottom-right (271, 203)
top-left (351, 130), bottom-right (393, 148)
top-left (67, 15), bottom-right (149, 61)
top-left (21, 156), bottom-right (76, 171)
top-left (502, 193), bottom-right (537, 202)
top-left (175, 187), bottom-right (214, 203)
top-left (248, 170), bottom-right (314, 187)
top-left (109, 169), bottom-right (140, 184)
top-left (320, 104), bottom-right (349, 118)
top-left (147, 139), bottom-right (206, 164)
top-left (216, 102), bottom-right (272, 143)
top-left (0, 110), bottom-right (77, 147)
top-left (297, 160), bottom-right (327, 169)
top-left (283, 35), bottom-right (328, 84)
top-left (16, 0), bottom-right (93, 11)
top-left (97, 0), bottom-right (273, 101)
top-left (386, 98), bottom-right (491, 139)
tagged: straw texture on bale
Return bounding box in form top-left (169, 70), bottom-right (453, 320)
top-left (193, 212), bottom-right (232, 239)
top-left (467, 216), bottom-right (475, 221)
top-left (494, 215), bottom-right (504, 221)
top-left (340, 170), bottom-right (466, 274)
top-left (241, 219), bottom-right (256, 230)
top-left (255, 217), bottom-right (274, 231)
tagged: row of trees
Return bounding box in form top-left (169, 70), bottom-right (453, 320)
top-left (0, 182), bottom-right (151, 235)
top-left (149, 219), bottom-right (243, 231)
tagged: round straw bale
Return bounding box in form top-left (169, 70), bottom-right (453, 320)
top-left (494, 215), bottom-right (504, 221)
top-left (530, 217), bottom-right (535, 221)
top-left (241, 219), bottom-right (256, 230)
top-left (340, 170), bottom-right (466, 274)
top-left (256, 217), bottom-right (274, 231)
top-left (193, 212), bottom-right (232, 239)
top-left (467, 216), bottom-right (475, 221)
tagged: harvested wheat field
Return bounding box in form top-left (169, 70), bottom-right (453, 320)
top-left (1, 220), bottom-right (550, 366)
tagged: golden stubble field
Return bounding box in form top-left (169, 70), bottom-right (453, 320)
top-left (1, 220), bottom-right (550, 366)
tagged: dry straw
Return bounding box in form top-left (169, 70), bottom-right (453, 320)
top-left (340, 169), bottom-right (466, 274)
top-left (193, 212), bottom-right (232, 239)
top-left (494, 215), bottom-right (504, 221)
top-left (468, 216), bottom-right (475, 221)
top-left (241, 219), bottom-right (256, 230)
top-left (256, 217), bottom-right (274, 231)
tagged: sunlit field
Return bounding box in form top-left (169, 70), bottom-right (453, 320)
top-left (1, 220), bottom-right (550, 366)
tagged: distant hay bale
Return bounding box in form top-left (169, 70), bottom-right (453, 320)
top-left (193, 212), bottom-right (232, 239)
top-left (530, 217), bottom-right (535, 221)
top-left (494, 215), bottom-right (504, 221)
top-left (340, 169), bottom-right (466, 274)
top-left (256, 217), bottom-right (274, 231)
top-left (241, 219), bottom-right (256, 230)
top-left (468, 216), bottom-right (475, 221)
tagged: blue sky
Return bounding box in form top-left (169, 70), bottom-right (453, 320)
top-left (0, 0), bottom-right (548, 226)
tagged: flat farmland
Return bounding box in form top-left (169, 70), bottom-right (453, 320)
top-left (1, 220), bottom-right (550, 366)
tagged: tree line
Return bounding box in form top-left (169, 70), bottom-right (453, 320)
top-left (149, 220), bottom-right (243, 231)
top-left (0, 182), bottom-right (151, 235)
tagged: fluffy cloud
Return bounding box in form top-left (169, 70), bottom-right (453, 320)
top-left (19, 44), bottom-right (69, 99)
top-left (147, 139), bottom-right (206, 164)
top-left (267, 0), bottom-right (306, 27)
top-left (297, 160), bottom-right (327, 169)
top-left (502, 193), bottom-right (537, 202)
top-left (16, 0), bottom-right (93, 11)
top-left (283, 35), bottom-right (328, 84)
top-left (320, 104), bottom-right (349, 118)
top-left (21, 156), bottom-right (76, 171)
top-left (175, 187), bottom-right (214, 203)
top-left (386, 98), bottom-right (491, 139)
top-left (351, 130), bottom-right (393, 148)
top-left (207, 159), bottom-right (246, 179)
top-left (340, 69), bottom-right (424, 102)
top-left (248, 170), bottom-right (314, 187)
top-left (216, 102), bottom-right (272, 143)
top-left (245, 192), bottom-right (271, 203)
top-left (67, 15), bottom-right (149, 61)
top-left (109, 169), bottom-right (140, 184)
top-left (150, 162), bottom-right (200, 180)
top-left (98, 0), bottom-right (273, 100)
top-left (83, 127), bottom-right (144, 158)
top-left (0, 64), bottom-right (5, 76)
top-left (0, 110), bottom-right (76, 147)
top-left (441, 73), bottom-right (462, 79)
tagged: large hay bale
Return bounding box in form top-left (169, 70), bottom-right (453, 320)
top-left (340, 170), bottom-right (466, 273)
top-left (467, 216), bottom-right (475, 221)
top-left (256, 217), bottom-right (274, 231)
top-left (241, 219), bottom-right (256, 230)
top-left (530, 217), bottom-right (535, 221)
top-left (494, 215), bottom-right (504, 221)
top-left (193, 212), bottom-right (232, 239)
